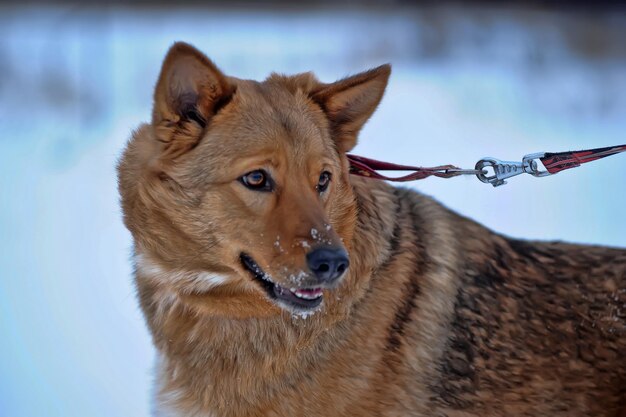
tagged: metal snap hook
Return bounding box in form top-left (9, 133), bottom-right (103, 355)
top-left (475, 158), bottom-right (525, 187)
top-left (522, 153), bottom-right (551, 177)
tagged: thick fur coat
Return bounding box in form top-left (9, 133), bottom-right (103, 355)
top-left (118, 42), bottom-right (626, 416)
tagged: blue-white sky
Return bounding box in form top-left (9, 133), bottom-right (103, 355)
top-left (0, 5), bottom-right (625, 417)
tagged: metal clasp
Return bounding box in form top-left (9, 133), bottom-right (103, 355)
top-left (521, 152), bottom-right (551, 177)
top-left (475, 152), bottom-right (551, 187)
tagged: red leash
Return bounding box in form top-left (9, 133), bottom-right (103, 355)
top-left (347, 144), bottom-right (626, 187)
top-left (541, 145), bottom-right (626, 174)
top-left (346, 154), bottom-right (479, 181)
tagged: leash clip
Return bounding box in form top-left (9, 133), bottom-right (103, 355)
top-left (521, 152), bottom-right (551, 178)
top-left (475, 153), bottom-right (551, 187)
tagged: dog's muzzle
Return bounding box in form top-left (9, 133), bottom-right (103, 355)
top-left (240, 248), bottom-right (349, 313)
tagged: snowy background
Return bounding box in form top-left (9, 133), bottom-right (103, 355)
top-left (1, 4), bottom-right (625, 416)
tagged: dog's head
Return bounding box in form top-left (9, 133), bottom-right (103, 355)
top-left (118, 42), bottom-right (389, 317)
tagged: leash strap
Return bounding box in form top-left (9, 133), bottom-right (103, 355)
top-left (346, 154), bottom-right (481, 182)
top-left (540, 144), bottom-right (626, 174)
top-left (347, 144), bottom-right (626, 187)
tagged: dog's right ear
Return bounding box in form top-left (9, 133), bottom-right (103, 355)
top-left (152, 42), bottom-right (235, 159)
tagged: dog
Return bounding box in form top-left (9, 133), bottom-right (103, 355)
top-left (117, 42), bottom-right (626, 417)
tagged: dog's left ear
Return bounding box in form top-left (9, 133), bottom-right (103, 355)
top-left (311, 64), bottom-right (390, 153)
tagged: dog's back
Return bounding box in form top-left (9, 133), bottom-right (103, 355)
top-left (441, 236), bottom-right (625, 416)
top-left (449, 237), bottom-right (624, 414)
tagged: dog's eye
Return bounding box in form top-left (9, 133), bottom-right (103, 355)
top-left (240, 170), bottom-right (272, 192)
top-left (317, 171), bottom-right (332, 193)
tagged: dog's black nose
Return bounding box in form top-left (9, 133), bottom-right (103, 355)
top-left (306, 247), bottom-right (350, 283)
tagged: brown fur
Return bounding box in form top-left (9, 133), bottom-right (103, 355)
top-left (118, 42), bottom-right (626, 416)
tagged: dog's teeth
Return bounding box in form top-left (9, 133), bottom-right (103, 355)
top-left (290, 288), bottom-right (323, 300)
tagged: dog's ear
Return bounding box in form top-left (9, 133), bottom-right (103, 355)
top-left (311, 64), bottom-right (390, 153)
top-left (152, 42), bottom-right (235, 158)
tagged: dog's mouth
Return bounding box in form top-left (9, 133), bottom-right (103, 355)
top-left (240, 253), bottom-right (323, 311)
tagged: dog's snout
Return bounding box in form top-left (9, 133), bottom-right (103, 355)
top-left (306, 247), bottom-right (349, 283)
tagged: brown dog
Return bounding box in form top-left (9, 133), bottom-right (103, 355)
top-left (117, 42), bottom-right (626, 416)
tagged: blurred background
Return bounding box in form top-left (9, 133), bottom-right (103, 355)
top-left (0, 1), bottom-right (625, 416)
